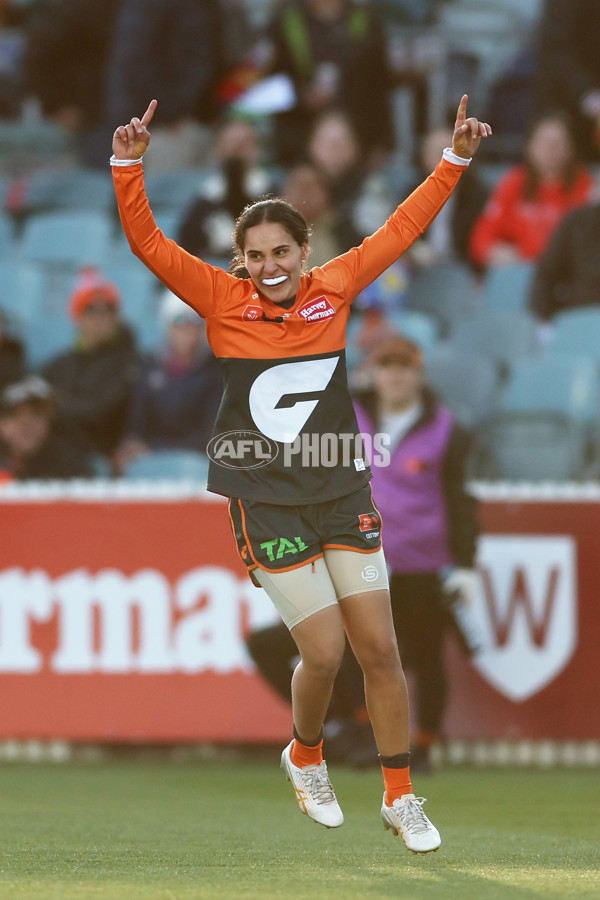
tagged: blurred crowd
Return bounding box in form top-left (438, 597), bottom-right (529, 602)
top-left (0, 0), bottom-right (600, 482)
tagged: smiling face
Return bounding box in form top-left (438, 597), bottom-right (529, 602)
top-left (243, 222), bottom-right (309, 304)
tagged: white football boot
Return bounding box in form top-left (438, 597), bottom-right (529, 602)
top-left (280, 740), bottom-right (344, 828)
top-left (381, 793), bottom-right (441, 853)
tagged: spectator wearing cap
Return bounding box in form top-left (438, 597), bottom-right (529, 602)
top-left (114, 290), bottom-right (222, 475)
top-left (245, 334), bottom-right (480, 772)
top-left (43, 267), bottom-right (139, 459)
top-left (0, 376), bottom-right (94, 480)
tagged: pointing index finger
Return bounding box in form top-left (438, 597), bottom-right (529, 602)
top-left (456, 94), bottom-right (468, 124)
top-left (140, 99), bottom-right (157, 128)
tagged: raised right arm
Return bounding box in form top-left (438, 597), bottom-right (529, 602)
top-left (111, 100), bottom-right (234, 318)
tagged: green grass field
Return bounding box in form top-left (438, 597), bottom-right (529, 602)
top-left (0, 753), bottom-right (598, 900)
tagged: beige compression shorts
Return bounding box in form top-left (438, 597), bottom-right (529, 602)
top-left (253, 547), bottom-right (390, 630)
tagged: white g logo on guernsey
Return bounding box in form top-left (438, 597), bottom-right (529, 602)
top-left (249, 357), bottom-right (339, 443)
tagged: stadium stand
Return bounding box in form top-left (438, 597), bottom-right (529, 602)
top-left (121, 449), bottom-right (210, 482)
top-left (15, 169), bottom-right (114, 219)
top-left (0, 261), bottom-right (47, 328)
top-left (426, 347), bottom-right (499, 426)
top-left (18, 210), bottom-right (113, 270)
top-left (404, 261), bottom-right (479, 336)
top-left (472, 411), bottom-right (591, 480)
top-left (100, 261), bottom-right (164, 354)
top-left (143, 169), bottom-right (210, 216)
top-left (479, 261), bottom-right (534, 311)
top-left (498, 355), bottom-right (600, 426)
top-left (444, 307), bottom-right (540, 374)
top-left (0, 211), bottom-right (15, 258)
top-left (345, 307), bottom-right (440, 370)
top-left (546, 309), bottom-right (600, 363)
top-left (24, 311), bottom-right (74, 369)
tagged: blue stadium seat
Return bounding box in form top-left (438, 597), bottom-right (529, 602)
top-left (153, 210), bottom-right (184, 241)
top-left (479, 262), bottom-right (535, 311)
top-left (499, 355), bottom-right (600, 425)
top-left (101, 261), bottom-right (164, 353)
top-left (346, 308), bottom-right (440, 371)
top-left (25, 312), bottom-right (75, 369)
top-left (404, 261), bottom-right (479, 336)
top-left (143, 169), bottom-right (208, 214)
top-left (18, 169), bottom-right (114, 217)
top-left (122, 450), bottom-right (210, 482)
top-left (0, 211), bottom-right (15, 261)
top-left (386, 309), bottom-right (440, 354)
top-left (446, 308), bottom-right (540, 372)
top-left (426, 347), bottom-right (500, 426)
top-left (0, 261), bottom-right (48, 328)
top-left (548, 308), bottom-right (600, 361)
top-left (472, 412), bottom-right (590, 481)
top-left (18, 210), bottom-right (113, 269)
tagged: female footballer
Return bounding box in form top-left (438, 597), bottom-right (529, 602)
top-left (111, 95), bottom-right (491, 853)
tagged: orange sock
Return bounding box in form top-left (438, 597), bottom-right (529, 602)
top-left (381, 763), bottom-right (412, 806)
top-left (291, 736), bottom-right (323, 768)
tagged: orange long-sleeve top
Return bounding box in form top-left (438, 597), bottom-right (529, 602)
top-left (113, 156), bottom-right (465, 503)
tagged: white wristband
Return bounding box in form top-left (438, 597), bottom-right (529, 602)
top-left (442, 147), bottom-right (471, 167)
top-left (109, 154), bottom-right (144, 167)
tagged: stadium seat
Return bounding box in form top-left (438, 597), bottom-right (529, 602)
top-left (18, 210), bottom-right (113, 269)
top-left (499, 355), bottom-right (600, 425)
top-left (446, 308), bottom-right (540, 373)
top-left (0, 261), bottom-right (48, 329)
top-left (472, 411), bottom-right (590, 481)
top-left (0, 211), bottom-right (15, 261)
top-left (0, 120), bottom-right (76, 170)
top-left (379, 159), bottom-right (419, 205)
top-left (122, 450), bottom-right (210, 482)
top-left (25, 312), bottom-right (75, 369)
top-left (101, 261), bottom-right (164, 353)
top-left (479, 262), bottom-right (535, 311)
top-left (143, 169), bottom-right (208, 214)
top-left (404, 261), bottom-right (479, 336)
top-left (153, 210), bottom-right (183, 241)
top-left (386, 309), bottom-right (440, 354)
top-left (547, 308), bottom-right (600, 361)
top-left (346, 308), bottom-right (440, 371)
top-left (89, 454), bottom-right (113, 478)
top-left (426, 347), bottom-right (499, 426)
top-left (17, 169), bottom-right (114, 218)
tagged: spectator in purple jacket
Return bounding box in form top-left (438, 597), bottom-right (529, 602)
top-left (246, 333), bottom-right (479, 771)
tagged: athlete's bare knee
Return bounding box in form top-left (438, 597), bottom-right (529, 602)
top-left (355, 635), bottom-right (402, 677)
top-left (298, 641), bottom-right (344, 682)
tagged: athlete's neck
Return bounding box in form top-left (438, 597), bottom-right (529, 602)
top-left (272, 295), bottom-right (297, 309)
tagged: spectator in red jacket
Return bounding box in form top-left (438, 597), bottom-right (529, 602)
top-left (469, 111), bottom-right (593, 270)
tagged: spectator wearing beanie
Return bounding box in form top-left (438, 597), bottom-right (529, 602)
top-left (43, 267), bottom-right (140, 459)
top-left (114, 290), bottom-right (222, 474)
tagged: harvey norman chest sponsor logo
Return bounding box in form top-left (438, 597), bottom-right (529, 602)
top-left (297, 296), bottom-right (336, 323)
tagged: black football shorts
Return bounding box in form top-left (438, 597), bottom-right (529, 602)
top-left (228, 483), bottom-right (383, 578)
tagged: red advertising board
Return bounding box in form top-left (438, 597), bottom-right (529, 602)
top-left (1, 483), bottom-right (599, 742)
